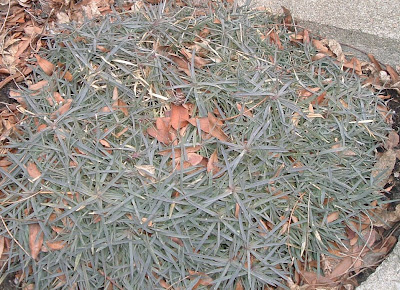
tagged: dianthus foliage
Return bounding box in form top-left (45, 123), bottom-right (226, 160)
top-left (0, 1), bottom-right (391, 289)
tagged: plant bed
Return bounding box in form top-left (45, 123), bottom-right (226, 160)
top-left (0, 1), bottom-right (397, 289)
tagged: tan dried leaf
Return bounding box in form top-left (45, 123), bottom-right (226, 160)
top-left (29, 223), bottom-right (44, 260)
top-left (26, 161), bottom-right (41, 180)
top-left (35, 54), bottom-right (54, 76)
top-left (50, 99), bottom-right (73, 120)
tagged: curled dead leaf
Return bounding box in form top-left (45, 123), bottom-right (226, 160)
top-left (171, 104), bottom-right (189, 130)
top-left (26, 161), bottom-right (41, 180)
top-left (29, 223), bottom-right (44, 260)
top-left (50, 99), bottom-right (73, 120)
top-left (46, 240), bottom-right (67, 251)
top-left (35, 54), bottom-right (54, 76)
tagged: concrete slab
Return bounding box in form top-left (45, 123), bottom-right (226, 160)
top-left (239, 0), bottom-right (400, 66)
top-left (357, 241), bottom-right (400, 290)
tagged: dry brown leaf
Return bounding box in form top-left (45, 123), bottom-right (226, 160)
top-left (267, 30), bottom-right (283, 50)
top-left (147, 117), bottom-right (171, 144)
top-left (384, 130), bottom-right (399, 150)
top-left (312, 53), bottom-right (327, 61)
top-left (312, 39), bottom-right (329, 54)
top-left (158, 146), bottom-right (202, 158)
top-left (321, 39), bottom-right (344, 62)
top-left (118, 100), bottom-right (129, 116)
top-left (0, 159), bottom-right (12, 167)
top-left (53, 92), bottom-right (65, 103)
top-left (208, 112), bottom-right (228, 141)
top-left (328, 256), bottom-right (352, 279)
top-left (62, 70), bottom-right (73, 82)
top-left (99, 139), bottom-right (110, 148)
top-left (236, 103), bottom-right (253, 117)
top-left (386, 65), bottom-right (400, 83)
top-left (37, 124), bottom-right (47, 133)
top-left (26, 161), bottom-right (41, 180)
top-left (188, 117), bottom-right (210, 133)
top-left (180, 48), bottom-right (210, 68)
top-left (367, 53), bottom-right (383, 71)
top-left (50, 99), bottom-right (73, 120)
top-left (169, 55), bottom-right (191, 76)
top-left (29, 80), bottom-right (48, 91)
top-left (377, 104), bottom-right (393, 124)
top-left (135, 165), bottom-right (155, 178)
top-left (35, 54), bottom-right (54, 76)
top-left (327, 211), bottom-right (339, 223)
top-left (312, 91), bottom-right (327, 105)
top-left (343, 57), bottom-right (362, 75)
top-left (187, 153), bottom-right (204, 166)
top-left (29, 223), bottom-right (44, 260)
top-left (188, 270), bottom-right (213, 287)
top-left (371, 149), bottom-right (397, 188)
top-left (46, 240), bottom-right (66, 251)
top-left (171, 104), bottom-right (189, 130)
top-left (207, 149), bottom-right (219, 174)
top-left (235, 280), bottom-right (244, 290)
top-left (298, 87), bottom-right (320, 98)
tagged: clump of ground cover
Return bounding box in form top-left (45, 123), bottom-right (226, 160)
top-left (0, 1), bottom-right (392, 289)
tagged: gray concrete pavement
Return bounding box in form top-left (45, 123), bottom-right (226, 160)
top-left (240, 0), bottom-right (400, 66)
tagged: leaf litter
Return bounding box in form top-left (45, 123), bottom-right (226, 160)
top-left (0, 0), bottom-right (399, 289)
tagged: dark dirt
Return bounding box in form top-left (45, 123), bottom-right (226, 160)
top-left (0, 275), bottom-right (18, 290)
top-left (0, 75), bottom-right (17, 110)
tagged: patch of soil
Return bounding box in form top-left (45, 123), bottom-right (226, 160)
top-left (0, 274), bottom-right (17, 290)
top-left (0, 74), bottom-right (18, 109)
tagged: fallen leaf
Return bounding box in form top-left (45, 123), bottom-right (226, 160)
top-left (384, 130), bottom-right (399, 150)
top-left (371, 149), bottom-right (397, 188)
top-left (46, 240), bottom-right (66, 251)
top-left (158, 146), bottom-right (202, 158)
top-left (26, 161), bottom-right (41, 180)
top-left (328, 256), bottom-right (352, 279)
top-left (207, 149), bottom-right (219, 174)
top-left (135, 165), bottom-right (155, 177)
top-left (188, 270), bottom-right (213, 287)
top-left (236, 103), bottom-right (253, 117)
top-left (118, 100), bottom-right (129, 116)
top-left (367, 53), bottom-right (383, 71)
top-left (188, 117), bottom-right (210, 133)
top-left (312, 39), bottom-right (329, 54)
top-left (53, 92), bottom-right (65, 103)
top-left (235, 280), bottom-right (244, 290)
top-left (327, 211), bottom-right (339, 223)
top-left (99, 139), bottom-right (111, 148)
top-left (386, 65), bottom-right (399, 83)
top-left (187, 153), bottom-right (204, 166)
top-left (298, 87), bottom-right (320, 98)
top-left (180, 48), bottom-right (210, 68)
top-left (37, 124), bottom-right (47, 133)
top-left (281, 6), bottom-right (293, 28)
top-left (267, 30), bottom-right (283, 50)
top-left (35, 54), bottom-right (54, 76)
top-left (343, 57), bottom-right (362, 75)
top-left (377, 104), bottom-right (393, 124)
top-left (147, 117), bottom-right (171, 144)
top-left (312, 91), bottom-right (327, 105)
top-left (170, 104), bottom-right (189, 130)
top-left (50, 99), bottom-right (73, 120)
top-left (208, 112), bottom-right (228, 141)
top-left (169, 55), bottom-right (191, 76)
top-left (29, 80), bottom-right (48, 91)
top-left (29, 223), bottom-right (44, 260)
top-left (62, 70), bottom-right (73, 82)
